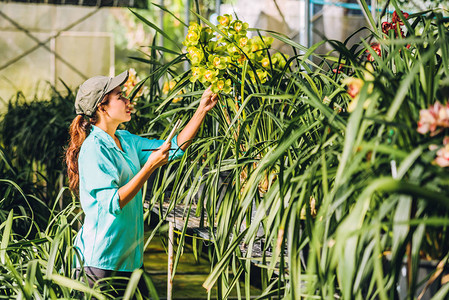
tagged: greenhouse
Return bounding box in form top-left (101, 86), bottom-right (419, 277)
top-left (0, 0), bottom-right (449, 299)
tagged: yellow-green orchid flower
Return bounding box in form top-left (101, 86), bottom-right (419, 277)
top-left (190, 66), bottom-right (206, 83)
top-left (200, 69), bottom-right (219, 84)
top-left (211, 78), bottom-right (232, 94)
top-left (217, 14), bottom-right (232, 28)
top-left (229, 20), bottom-right (249, 36)
top-left (208, 55), bottom-right (228, 70)
top-left (186, 46), bottom-right (204, 66)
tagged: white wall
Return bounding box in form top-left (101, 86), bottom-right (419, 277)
top-left (0, 3), bottom-right (114, 103)
top-left (220, 0), bottom-right (306, 54)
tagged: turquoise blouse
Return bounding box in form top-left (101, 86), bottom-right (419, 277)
top-left (74, 125), bottom-right (184, 271)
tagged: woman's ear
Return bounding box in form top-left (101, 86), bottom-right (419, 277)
top-left (96, 94), bottom-right (109, 116)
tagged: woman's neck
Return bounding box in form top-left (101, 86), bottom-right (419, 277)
top-left (95, 119), bottom-right (119, 139)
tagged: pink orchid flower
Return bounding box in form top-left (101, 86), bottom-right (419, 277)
top-left (434, 137), bottom-right (449, 167)
top-left (417, 101), bottom-right (449, 136)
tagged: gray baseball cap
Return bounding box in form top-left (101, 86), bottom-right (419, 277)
top-left (75, 70), bottom-right (129, 117)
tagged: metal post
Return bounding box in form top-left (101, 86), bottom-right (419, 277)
top-left (304, 0), bottom-right (310, 48)
top-left (307, 0), bottom-right (312, 49)
top-left (185, 0), bottom-right (190, 28)
top-left (50, 33), bottom-right (56, 87)
top-left (167, 221), bottom-right (174, 300)
top-left (216, 0), bottom-right (221, 16)
top-left (184, 0), bottom-right (191, 71)
top-left (371, 0), bottom-right (377, 23)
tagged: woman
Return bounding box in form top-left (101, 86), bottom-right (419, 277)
top-left (65, 70), bottom-right (218, 296)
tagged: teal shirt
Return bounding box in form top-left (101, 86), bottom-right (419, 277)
top-left (74, 125), bottom-right (184, 271)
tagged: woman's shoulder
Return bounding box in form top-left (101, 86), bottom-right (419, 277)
top-left (79, 136), bottom-right (116, 165)
top-left (116, 129), bottom-right (141, 142)
top-left (116, 129), bottom-right (133, 137)
top-left (80, 132), bottom-right (108, 154)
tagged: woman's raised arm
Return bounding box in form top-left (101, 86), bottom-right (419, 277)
top-left (176, 87), bottom-right (218, 151)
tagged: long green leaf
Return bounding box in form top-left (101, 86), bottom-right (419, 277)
top-left (49, 273), bottom-right (106, 300)
top-left (0, 210), bottom-right (13, 265)
top-left (123, 269), bottom-right (142, 300)
top-left (130, 10), bottom-right (182, 50)
top-left (202, 229), bottom-right (247, 291)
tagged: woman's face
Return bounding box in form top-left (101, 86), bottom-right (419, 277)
top-left (100, 86), bottom-right (132, 124)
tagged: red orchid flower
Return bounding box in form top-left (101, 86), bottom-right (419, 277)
top-left (392, 11), bottom-right (409, 26)
top-left (367, 43), bottom-right (381, 61)
top-left (382, 22), bottom-right (393, 35)
top-left (332, 64), bottom-right (343, 74)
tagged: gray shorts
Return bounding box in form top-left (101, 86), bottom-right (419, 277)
top-left (75, 266), bottom-right (150, 299)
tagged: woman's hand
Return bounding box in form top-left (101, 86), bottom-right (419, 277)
top-left (145, 142), bottom-right (171, 169)
top-left (118, 142), bottom-right (170, 209)
top-left (198, 86), bottom-right (219, 113)
top-left (176, 87), bottom-right (218, 151)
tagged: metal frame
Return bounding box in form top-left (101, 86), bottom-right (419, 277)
top-left (167, 221), bottom-right (174, 300)
top-left (305, 0), bottom-right (377, 48)
top-left (0, 7), bottom-right (102, 82)
top-left (0, 0), bottom-right (145, 8)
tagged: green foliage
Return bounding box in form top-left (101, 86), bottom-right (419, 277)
top-left (135, 2), bottom-right (449, 299)
top-left (0, 86), bottom-right (75, 201)
top-left (0, 86), bottom-right (76, 235)
top-left (1, 1), bottom-right (449, 299)
top-left (0, 189), bottom-right (157, 299)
